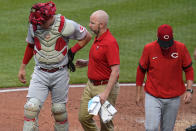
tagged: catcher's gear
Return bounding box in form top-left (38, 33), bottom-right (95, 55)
top-left (23, 98), bottom-right (41, 131)
top-left (29, 1), bottom-right (56, 26)
top-left (33, 15), bottom-right (68, 64)
top-left (186, 124), bottom-right (196, 131)
top-left (67, 49), bottom-right (76, 72)
top-left (52, 103), bottom-right (68, 131)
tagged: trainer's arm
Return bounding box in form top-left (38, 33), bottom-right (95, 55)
top-left (99, 64), bottom-right (120, 104)
top-left (75, 59), bottom-right (89, 68)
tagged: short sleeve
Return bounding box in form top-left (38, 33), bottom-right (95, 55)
top-left (26, 24), bottom-right (34, 44)
top-left (66, 20), bottom-right (87, 40)
top-left (106, 41), bottom-right (120, 66)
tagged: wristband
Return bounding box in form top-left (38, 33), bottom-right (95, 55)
top-left (71, 43), bottom-right (82, 53)
top-left (186, 89), bottom-right (193, 94)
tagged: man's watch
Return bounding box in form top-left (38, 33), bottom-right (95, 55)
top-left (186, 89), bottom-right (193, 94)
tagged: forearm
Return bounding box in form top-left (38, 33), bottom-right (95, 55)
top-left (184, 66), bottom-right (194, 90)
top-left (186, 80), bottom-right (193, 90)
top-left (83, 60), bottom-right (89, 66)
top-left (19, 63), bottom-right (27, 71)
top-left (77, 31), bottom-right (92, 47)
top-left (136, 86), bottom-right (143, 97)
top-left (104, 65), bottom-right (119, 96)
top-left (71, 31), bottom-right (92, 53)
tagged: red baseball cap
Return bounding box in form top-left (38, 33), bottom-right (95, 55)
top-left (157, 24), bottom-right (174, 48)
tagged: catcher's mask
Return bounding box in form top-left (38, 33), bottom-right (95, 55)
top-left (157, 24), bottom-right (174, 48)
top-left (29, 1), bottom-right (56, 26)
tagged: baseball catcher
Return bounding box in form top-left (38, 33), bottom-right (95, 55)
top-left (18, 1), bottom-right (91, 131)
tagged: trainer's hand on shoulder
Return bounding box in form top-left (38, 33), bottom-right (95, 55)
top-left (18, 64), bottom-right (26, 84)
top-left (75, 59), bottom-right (88, 68)
top-left (184, 91), bottom-right (192, 104)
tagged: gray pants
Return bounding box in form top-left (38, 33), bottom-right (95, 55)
top-left (23, 66), bottom-right (70, 131)
top-left (27, 66), bottom-right (70, 104)
top-left (145, 93), bottom-right (180, 131)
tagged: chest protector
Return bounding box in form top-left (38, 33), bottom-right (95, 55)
top-left (33, 14), bottom-right (75, 64)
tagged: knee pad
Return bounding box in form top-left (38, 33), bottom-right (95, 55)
top-left (52, 103), bottom-right (67, 122)
top-left (24, 98), bottom-right (41, 120)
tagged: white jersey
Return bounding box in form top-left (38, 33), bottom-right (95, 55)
top-left (26, 14), bottom-right (87, 69)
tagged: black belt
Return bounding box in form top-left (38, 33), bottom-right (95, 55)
top-left (39, 65), bottom-right (66, 73)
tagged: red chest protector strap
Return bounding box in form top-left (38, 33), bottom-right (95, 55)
top-left (58, 16), bottom-right (65, 32)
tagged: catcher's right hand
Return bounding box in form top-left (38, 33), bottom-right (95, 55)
top-left (67, 49), bottom-right (76, 72)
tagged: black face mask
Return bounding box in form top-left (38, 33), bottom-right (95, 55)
top-left (157, 38), bottom-right (174, 48)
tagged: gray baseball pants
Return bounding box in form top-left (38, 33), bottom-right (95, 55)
top-left (145, 93), bottom-right (180, 131)
top-left (27, 66), bottom-right (70, 105)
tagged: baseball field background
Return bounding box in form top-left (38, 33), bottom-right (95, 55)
top-left (0, 0), bottom-right (195, 88)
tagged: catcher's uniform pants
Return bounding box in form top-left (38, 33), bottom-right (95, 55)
top-left (145, 93), bottom-right (180, 131)
top-left (24, 66), bottom-right (70, 131)
top-left (79, 80), bottom-right (120, 131)
top-left (27, 66), bottom-right (70, 104)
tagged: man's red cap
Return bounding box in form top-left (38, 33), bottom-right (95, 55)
top-left (157, 24), bottom-right (174, 48)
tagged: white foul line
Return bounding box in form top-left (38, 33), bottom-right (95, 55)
top-left (0, 83), bottom-right (195, 93)
top-left (0, 83), bottom-right (135, 93)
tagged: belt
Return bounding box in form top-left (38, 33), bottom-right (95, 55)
top-left (39, 65), bottom-right (66, 73)
top-left (89, 79), bottom-right (109, 86)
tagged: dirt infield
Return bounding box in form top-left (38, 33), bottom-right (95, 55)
top-left (0, 86), bottom-right (195, 131)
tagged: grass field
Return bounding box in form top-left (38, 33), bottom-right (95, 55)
top-left (0, 0), bottom-right (195, 88)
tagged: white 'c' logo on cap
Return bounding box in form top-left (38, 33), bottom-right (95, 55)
top-left (164, 35), bottom-right (169, 39)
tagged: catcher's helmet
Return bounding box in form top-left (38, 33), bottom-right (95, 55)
top-left (29, 1), bottom-right (56, 26)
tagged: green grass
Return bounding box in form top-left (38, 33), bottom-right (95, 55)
top-left (0, 0), bottom-right (195, 88)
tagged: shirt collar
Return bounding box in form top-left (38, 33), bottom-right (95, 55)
top-left (95, 29), bottom-right (109, 42)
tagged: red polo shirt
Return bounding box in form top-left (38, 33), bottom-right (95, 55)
top-left (88, 29), bottom-right (120, 80)
top-left (136, 40), bottom-right (194, 98)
